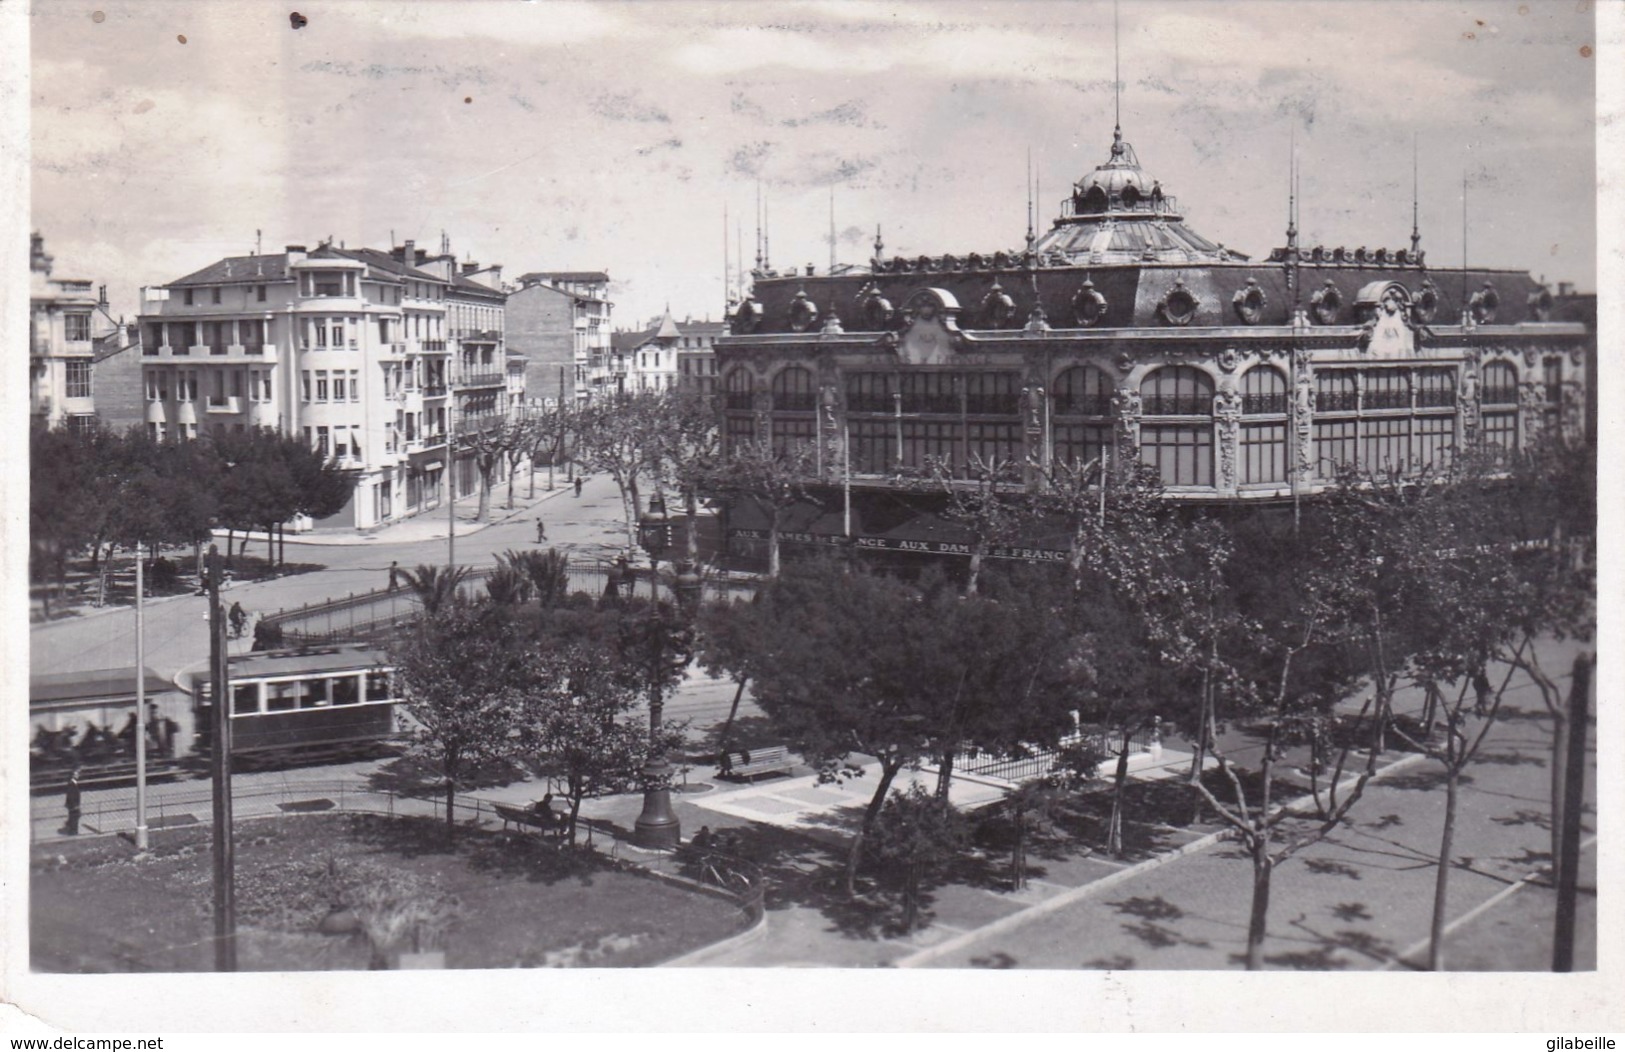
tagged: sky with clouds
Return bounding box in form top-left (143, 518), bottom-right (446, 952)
top-left (30, 0), bottom-right (1598, 330)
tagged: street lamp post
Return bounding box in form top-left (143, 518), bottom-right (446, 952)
top-left (205, 544), bottom-right (237, 971)
top-left (633, 495), bottom-right (681, 849)
top-left (134, 542), bottom-right (148, 851)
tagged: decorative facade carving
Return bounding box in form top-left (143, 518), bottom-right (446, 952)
top-left (1458, 362), bottom-right (1479, 436)
top-left (982, 281), bottom-right (1017, 329)
top-left (1072, 278), bottom-right (1108, 327)
top-left (1469, 282), bottom-right (1501, 324)
top-left (787, 289), bottom-right (820, 332)
top-left (1294, 367), bottom-right (1315, 481)
top-left (1217, 347), bottom-right (1239, 373)
top-left (1214, 387), bottom-right (1242, 491)
top-left (1310, 280), bottom-right (1342, 325)
top-left (1113, 387), bottom-right (1142, 453)
top-left (1232, 278), bottom-right (1267, 324)
top-left (1156, 280), bottom-right (1198, 326)
top-left (732, 299), bottom-right (763, 335)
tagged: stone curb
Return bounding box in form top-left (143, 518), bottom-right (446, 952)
top-left (892, 749), bottom-right (1430, 968)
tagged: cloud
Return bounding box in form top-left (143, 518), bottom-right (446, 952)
top-left (590, 91), bottom-right (672, 124)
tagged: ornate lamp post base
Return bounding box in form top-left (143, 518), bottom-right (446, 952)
top-left (633, 755), bottom-right (681, 849)
top-left (627, 760), bottom-right (679, 852)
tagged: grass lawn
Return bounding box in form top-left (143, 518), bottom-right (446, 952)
top-left (31, 813), bottom-right (745, 972)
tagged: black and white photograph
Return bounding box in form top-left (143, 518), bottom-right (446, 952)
top-left (2, 0), bottom-right (1617, 1037)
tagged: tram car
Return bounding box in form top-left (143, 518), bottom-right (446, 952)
top-left (186, 644), bottom-right (410, 766)
top-left (30, 667), bottom-right (186, 791)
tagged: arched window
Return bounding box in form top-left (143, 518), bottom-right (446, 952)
top-left (724, 367), bottom-right (753, 411)
top-left (1481, 361), bottom-right (1517, 405)
top-left (1141, 366), bottom-right (1213, 416)
top-left (1053, 366), bottom-right (1113, 470)
top-left (771, 366), bottom-right (816, 412)
top-left (1240, 367), bottom-right (1287, 416)
top-left (1053, 366), bottom-right (1113, 417)
top-left (1239, 367), bottom-right (1287, 484)
top-left (770, 367), bottom-right (816, 454)
top-left (1139, 367), bottom-right (1213, 486)
top-left (1480, 361), bottom-right (1519, 458)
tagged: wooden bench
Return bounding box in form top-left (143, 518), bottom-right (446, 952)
top-left (716, 745), bottom-right (794, 782)
top-left (493, 801), bottom-right (568, 838)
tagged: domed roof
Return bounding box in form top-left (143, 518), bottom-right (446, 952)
top-left (1031, 124), bottom-right (1239, 265)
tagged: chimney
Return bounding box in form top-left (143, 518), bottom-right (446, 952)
top-left (98, 284), bottom-right (108, 307)
top-left (286, 244), bottom-right (307, 264)
top-left (806, 263), bottom-right (815, 276)
top-left (462, 262), bottom-right (478, 274)
top-left (403, 239), bottom-right (415, 264)
top-left (1558, 281), bottom-right (1575, 297)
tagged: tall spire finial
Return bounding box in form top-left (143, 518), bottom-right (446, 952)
top-left (1113, 0), bottom-right (1122, 138)
top-left (873, 223), bottom-right (884, 262)
top-left (829, 183), bottom-right (837, 273)
top-left (723, 200), bottom-right (731, 309)
top-left (1410, 133), bottom-right (1422, 256)
top-left (764, 195), bottom-right (771, 271)
top-left (1025, 148), bottom-right (1035, 250)
top-left (754, 182), bottom-right (764, 271)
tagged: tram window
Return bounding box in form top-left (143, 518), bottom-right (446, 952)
top-left (366, 671), bottom-right (392, 702)
top-left (332, 675), bottom-right (361, 706)
top-left (266, 681), bottom-right (299, 713)
top-left (300, 677), bottom-right (330, 708)
top-left (232, 683), bottom-right (260, 716)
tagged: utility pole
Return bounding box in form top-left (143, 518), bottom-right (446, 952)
top-left (206, 544), bottom-right (237, 971)
top-left (134, 542), bottom-right (148, 851)
top-left (1553, 653), bottom-right (1592, 971)
top-left (447, 418), bottom-right (457, 570)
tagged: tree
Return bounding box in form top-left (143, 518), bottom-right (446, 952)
top-left (695, 436), bottom-right (819, 578)
top-left (907, 451), bottom-right (1027, 597)
top-left (523, 612), bottom-right (684, 845)
top-left (498, 548), bottom-right (571, 608)
top-left (29, 422), bottom-right (102, 612)
top-left (456, 417), bottom-right (526, 522)
top-left (574, 393), bottom-right (667, 554)
top-left (650, 389), bottom-right (722, 567)
top-left (869, 784), bottom-right (969, 933)
top-left (398, 563), bottom-right (473, 617)
top-left (389, 603), bottom-right (535, 836)
top-left (710, 563), bottom-right (930, 894)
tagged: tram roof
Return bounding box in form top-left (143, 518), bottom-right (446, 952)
top-left (227, 645), bottom-right (389, 678)
top-left (30, 667), bottom-right (174, 704)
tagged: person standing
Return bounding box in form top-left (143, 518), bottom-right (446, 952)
top-left (64, 768), bottom-right (83, 835)
top-left (229, 601), bottom-right (247, 639)
top-left (388, 561), bottom-right (400, 591)
top-left (536, 518), bottom-right (547, 543)
top-left (573, 476), bottom-right (583, 498)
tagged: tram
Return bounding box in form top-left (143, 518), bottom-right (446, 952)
top-left (188, 644), bottom-right (410, 766)
top-left (29, 667), bottom-right (186, 791)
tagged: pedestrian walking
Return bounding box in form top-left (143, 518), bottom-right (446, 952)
top-left (573, 476), bottom-right (583, 498)
top-left (63, 768), bottom-right (83, 835)
top-left (229, 601), bottom-right (247, 639)
top-left (388, 561), bottom-right (400, 591)
top-left (536, 518), bottom-right (547, 543)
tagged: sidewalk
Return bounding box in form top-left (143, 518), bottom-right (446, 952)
top-left (241, 476), bottom-right (579, 548)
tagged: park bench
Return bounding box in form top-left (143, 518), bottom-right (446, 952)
top-left (716, 745), bottom-right (794, 782)
top-left (493, 801), bottom-right (568, 839)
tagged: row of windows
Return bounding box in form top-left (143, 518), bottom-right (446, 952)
top-left (64, 313), bottom-right (93, 343)
top-left (144, 367), bottom-right (272, 405)
top-left (728, 409), bottom-right (1541, 488)
top-left (305, 424), bottom-right (364, 461)
top-left (722, 362), bottom-right (1564, 421)
top-left (146, 319), bottom-right (270, 352)
top-left (229, 671), bottom-right (393, 717)
top-left (182, 285), bottom-right (268, 306)
top-left (302, 369), bottom-right (363, 403)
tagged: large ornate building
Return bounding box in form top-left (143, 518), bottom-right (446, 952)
top-left (712, 123), bottom-right (1591, 559)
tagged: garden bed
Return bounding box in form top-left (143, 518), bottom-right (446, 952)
top-left (31, 812), bottom-right (745, 971)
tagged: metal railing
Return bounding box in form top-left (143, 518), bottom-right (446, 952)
top-left (31, 776), bottom-right (765, 925)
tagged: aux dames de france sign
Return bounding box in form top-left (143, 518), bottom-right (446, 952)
top-left (727, 529), bottom-right (1071, 563)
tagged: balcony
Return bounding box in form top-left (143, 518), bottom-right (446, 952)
top-left (205, 396), bottom-right (243, 414)
top-left (422, 384), bottom-right (449, 398)
top-left (421, 339), bottom-right (448, 353)
top-left (458, 371), bottom-right (506, 388)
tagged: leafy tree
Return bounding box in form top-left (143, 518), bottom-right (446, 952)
top-left (523, 614), bottom-right (684, 844)
top-left (573, 392), bottom-right (668, 554)
top-left (649, 389), bottom-right (722, 566)
top-left (907, 451), bottom-right (1027, 596)
top-left (711, 562), bottom-right (962, 891)
top-left (389, 603), bottom-right (536, 836)
top-left (695, 436), bottom-right (819, 578)
top-left (29, 422), bottom-right (100, 611)
top-left (498, 548), bottom-right (571, 608)
top-left (456, 417), bottom-right (525, 522)
top-left (870, 784), bottom-right (969, 933)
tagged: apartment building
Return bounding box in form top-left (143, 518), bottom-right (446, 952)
top-left (506, 271), bottom-right (612, 403)
top-left (29, 232), bottom-right (118, 431)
